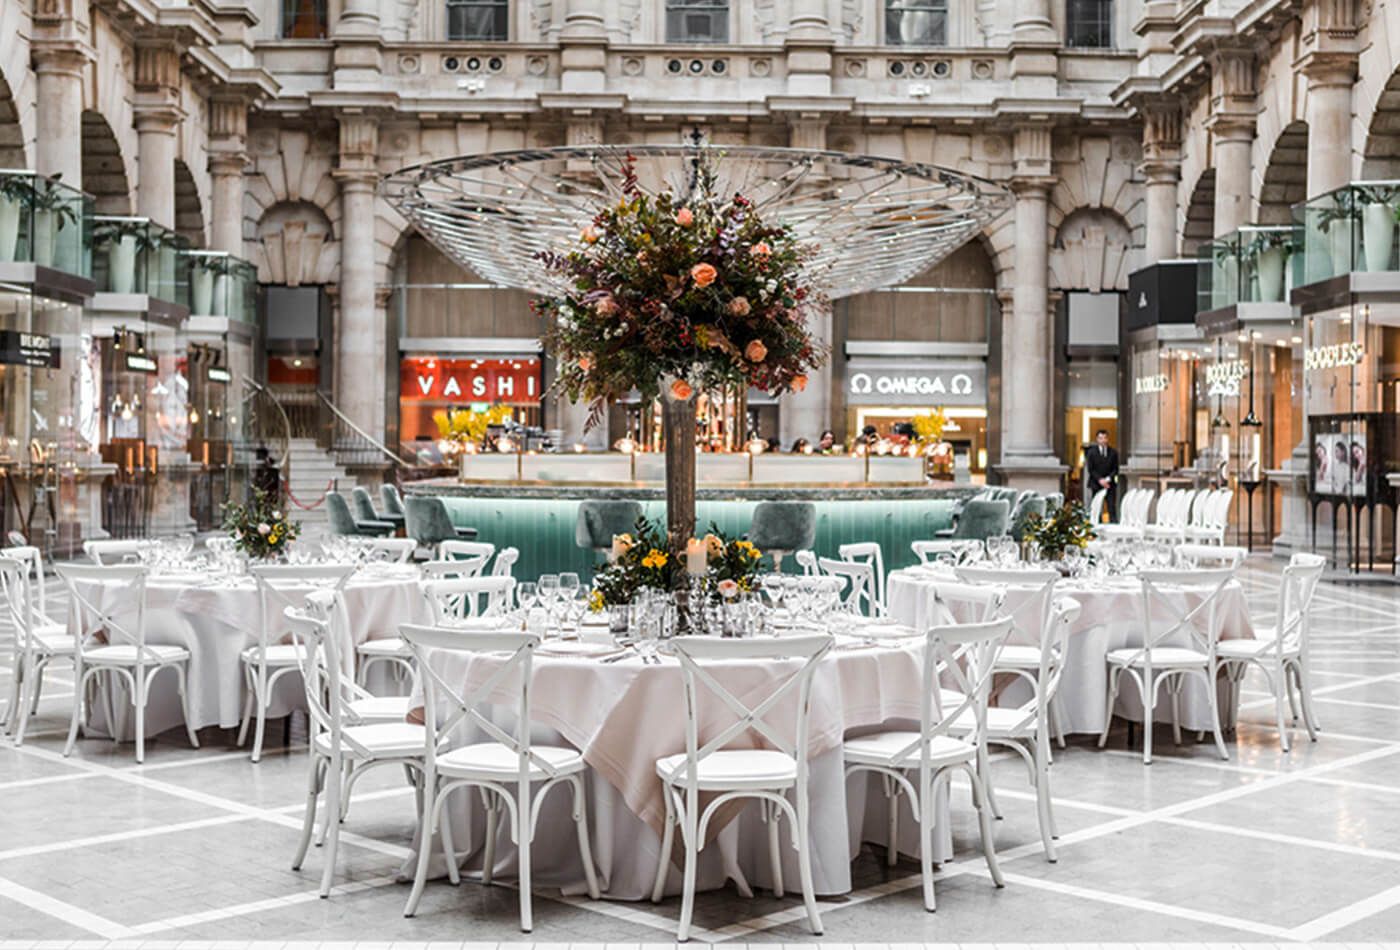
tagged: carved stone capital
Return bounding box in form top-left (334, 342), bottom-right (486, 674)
top-left (30, 41), bottom-right (90, 79)
top-left (337, 115), bottom-right (379, 175)
top-left (1012, 123), bottom-right (1054, 180)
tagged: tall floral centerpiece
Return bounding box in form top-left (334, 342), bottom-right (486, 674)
top-left (536, 154), bottom-right (828, 570)
top-left (221, 488), bottom-right (300, 560)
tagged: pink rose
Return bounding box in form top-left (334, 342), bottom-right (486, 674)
top-left (727, 296), bottom-right (751, 316)
top-left (594, 295), bottom-right (618, 315)
top-left (717, 579), bottom-right (739, 599)
top-left (675, 207), bottom-right (694, 226)
top-left (577, 356), bottom-right (593, 372)
top-left (744, 340), bottom-right (768, 363)
top-left (690, 263), bottom-right (718, 287)
top-left (751, 242), bottom-right (771, 259)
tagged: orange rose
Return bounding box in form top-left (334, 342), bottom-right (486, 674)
top-left (581, 226), bottom-right (599, 244)
top-left (690, 263), bottom-right (718, 287)
top-left (727, 296), bottom-right (751, 316)
top-left (594, 295), bottom-right (618, 315)
top-left (670, 378), bottom-right (694, 401)
top-left (578, 356), bottom-right (593, 372)
top-left (744, 340), bottom-right (768, 363)
top-left (675, 207), bottom-right (694, 226)
top-left (791, 374), bottom-right (808, 393)
top-left (751, 242), bottom-right (771, 258)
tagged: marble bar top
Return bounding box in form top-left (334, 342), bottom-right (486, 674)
top-left (405, 477), bottom-right (979, 503)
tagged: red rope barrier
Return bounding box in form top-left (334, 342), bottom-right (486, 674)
top-left (285, 480), bottom-right (333, 511)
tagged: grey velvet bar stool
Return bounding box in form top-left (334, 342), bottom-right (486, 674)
top-left (576, 500), bottom-right (644, 557)
top-left (746, 501), bottom-right (816, 572)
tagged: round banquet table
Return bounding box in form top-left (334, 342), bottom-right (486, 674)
top-left (406, 633), bottom-right (940, 900)
top-left (69, 565), bottom-right (429, 738)
top-left (886, 564), bottom-right (1255, 734)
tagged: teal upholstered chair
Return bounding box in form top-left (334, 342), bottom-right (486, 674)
top-left (746, 501), bottom-right (816, 572)
top-left (352, 486), bottom-right (403, 531)
top-left (405, 495), bottom-right (478, 547)
top-left (1009, 496), bottom-right (1047, 541)
top-left (381, 484), bottom-right (406, 520)
top-left (948, 499), bottom-right (1011, 541)
top-left (1043, 492), bottom-right (1064, 515)
top-left (576, 500), bottom-right (644, 554)
top-left (327, 492), bottom-right (395, 537)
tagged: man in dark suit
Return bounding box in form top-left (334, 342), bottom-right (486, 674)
top-left (1085, 429), bottom-right (1120, 522)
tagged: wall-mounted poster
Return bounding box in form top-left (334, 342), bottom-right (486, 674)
top-left (1312, 431), bottom-right (1367, 497)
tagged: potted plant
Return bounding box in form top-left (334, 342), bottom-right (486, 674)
top-left (1018, 501), bottom-right (1095, 566)
top-left (94, 219), bottom-right (155, 294)
top-left (1248, 230), bottom-right (1295, 303)
top-left (26, 174), bottom-right (78, 268)
top-left (1212, 241), bottom-right (1239, 308)
top-left (0, 174), bottom-right (29, 262)
top-left (1357, 184), bottom-right (1400, 272)
top-left (1316, 188), bottom-right (1360, 277)
top-left (190, 254), bottom-right (233, 314)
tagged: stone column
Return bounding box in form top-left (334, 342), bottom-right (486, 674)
top-left (133, 42), bottom-right (184, 229)
top-left (783, 0), bottom-right (832, 97)
top-left (996, 124), bottom-right (1064, 490)
top-left (334, 115), bottom-right (386, 442)
top-left (31, 44), bottom-right (87, 186)
top-left (208, 97), bottom-right (249, 255)
top-left (560, 0), bottom-right (608, 94)
top-left (1206, 46), bottom-right (1255, 238)
top-left (1303, 56), bottom-right (1356, 197)
top-left (1139, 99), bottom-right (1183, 264)
top-left (779, 300), bottom-right (832, 449)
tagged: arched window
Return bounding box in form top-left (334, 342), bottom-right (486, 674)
top-left (281, 0), bottom-right (327, 38)
top-left (447, 0), bottom-right (508, 41)
top-left (1066, 0), bottom-right (1113, 48)
top-left (666, 0), bottom-right (729, 43)
top-left (885, 1), bottom-right (948, 47)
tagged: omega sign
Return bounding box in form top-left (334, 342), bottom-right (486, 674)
top-left (840, 363), bottom-right (985, 405)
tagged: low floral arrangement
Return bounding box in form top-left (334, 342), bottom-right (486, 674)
top-left (702, 527), bottom-right (762, 600)
top-left (433, 404), bottom-right (513, 452)
top-left (221, 487), bottom-right (299, 560)
top-left (911, 408), bottom-right (949, 450)
top-left (1019, 501), bottom-right (1095, 562)
top-left (536, 152), bottom-right (828, 428)
top-left (589, 518), bottom-right (678, 610)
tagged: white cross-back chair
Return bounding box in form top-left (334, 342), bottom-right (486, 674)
top-left (354, 537), bottom-right (416, 563)
top-left (955, 566), bottom-right (1069, 750)
top-left (435, 540), bottom-right (496, 576)
top-left (1097, 489), bottom-right (1154, 540)
top-left (424, 576), bottom-right (517, 624)
top-left (1088, 488), bottom-right (1108, 523)
top-left (650, 634), bottom-right (832, 940)
top-left (490, 546), bottom-right (520, 579)
top-left (793, 549), bottom-right (818, 575)
top-left (818, 556), bottom-right (881, 617)
top-left (1175, 543), bottom-right (1246, 569)
top-left (1098, 567), bottom-right (1235, 764)
top-left (1, 553), bottom-right (72, 743)
top-left (1185, 489), bottom-right (1233, 544)
top-left (283, 599), bottom-right (426, 898)
top-left (1215, 552), bottom-right (1326, 751)
top-left (844, 615), bottom-right (1014, 911)
top-left (56, 563), bottom-right (199, 763)
top-left (911, 539), bottom-right (981, 565)
top-left (399, 623), bottom-right (600, 931)
top-left (83, 539), bottom-right (156, 565)
top-left (1144, 489), bottom-right (1191, 542)
top-left (838, 542), bottom-right (886, 611)
top-left (239, 563), bottom-right (356, 762)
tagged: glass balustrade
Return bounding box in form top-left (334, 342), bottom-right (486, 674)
top-left (91, 216), bottom-right (191, 307)
top-left (0, 170), bottom-right (94, 278)
top-left (1293, 181), bottom-right (1400, 285)
top-left (1196, 225), bottom-right (1296, 311)
top-left (185, 251), bottom-right (257, 322)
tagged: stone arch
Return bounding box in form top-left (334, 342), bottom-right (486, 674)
top-left (81, 110), bottom-right (132, 214)
top-left (1355, 0), bottom-right (1400, 180)
top-left (1181, 169), bottom-right (1216, 256)
top-left (1050, 206), bottom-right (1134, 291)
top-left (0, 66), bottom-right (27, 167)
top-left (174, 159), bottom-right (205, 247)
top-left (255, 200), bottom-right (336, 285)
top-left (0, 3), bottom-right (34, 169)
top-left (1361, 65), bottom-right (1400, 179)
top-left (1257, 121), bottom-right (1308, 225)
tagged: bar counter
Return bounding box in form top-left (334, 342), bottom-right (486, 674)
top-left (405, 453), bottom-right (978, 578)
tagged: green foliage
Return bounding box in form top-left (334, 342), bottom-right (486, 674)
top-left (221, 487), bottom-right (300, 560)
top-left (589, 517), bottom-right (677, 608)
top-left (1019, 500), bottom-right (1095, 561)
top-left (700, 524), bottom-right (763, 598)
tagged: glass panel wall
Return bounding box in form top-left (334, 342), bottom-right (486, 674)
top-left (0, 172), bottom-right (93, 278)
top-left (91, 216), bottom-right (191, 305)
top-left (1198, 225), bottom-right (1296, 310)
top-left (1294, 182), bottom-right (1400, 285)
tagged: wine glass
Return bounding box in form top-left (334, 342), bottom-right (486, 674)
top-left (538, 574), bottom-right (560, 622)
top-left (1063, 546), bottom-right (1086, 578)
top-left (516, 581), bottom-right (538, 615)
top-left (761, 573), bottom-right (785, 612)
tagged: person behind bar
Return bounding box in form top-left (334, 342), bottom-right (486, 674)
top-left (1085, 428), bottom-right (1120, 522)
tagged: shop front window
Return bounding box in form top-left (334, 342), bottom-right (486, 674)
top-left (399, 355), bottom-right (543, 466)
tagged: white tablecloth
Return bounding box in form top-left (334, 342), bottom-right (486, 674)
top-left (886, 565), bottom-right (1254, 733)
top-left (407, 639), bottom-right (931, 898)
top-left (71, 566), bottom-right (428, 737)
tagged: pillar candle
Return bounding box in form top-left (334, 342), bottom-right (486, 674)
top-left (685, 537), bottom-right (707, 575)
top-left (609, 534), bottom-right (626, 563)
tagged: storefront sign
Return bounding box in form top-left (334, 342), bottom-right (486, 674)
top-left (844, 360), bottom-right (985, 407)
top-left (207, 367), bottom-right (232, 383)
top-left (400, 356), bottom-right (541, 405)
top-left (1206, 359), bottom-right (1248, 397)
top-left (0, 330), bottom-right (59, 368)
top-left (125, 353), bottom-right (158, 374)
top-left (1134, 374), bottom-right (1169, 395)
top-left (1304, 342), bottom-right (1365, 372)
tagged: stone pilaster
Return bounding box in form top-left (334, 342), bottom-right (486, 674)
top-left (1301, 53), bottom-right (1357, 198)
top-left (784, 0), bottom-right (833, 97)
top-left (560, 0), bottom-right (608, 94)
top-left (133, 41), bottom-right (184, 229)
top-left (1139, 98), bottom-right (1183, 264)
top-left (334, 115), bottom-right (385, 442)
top-left (333, 0), bottom-right (382, 87)
top-left (30, 41), bottom-right (89, 188)
top-left (1206, 46), bottom-right (1256, 237)
top-left (1010, 0), bottom-right (1057, 93)
top-left (208, 97), bottom-right (250, 255)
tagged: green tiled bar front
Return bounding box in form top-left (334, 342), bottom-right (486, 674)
top-left (429, 496), bottom-right (963, 580)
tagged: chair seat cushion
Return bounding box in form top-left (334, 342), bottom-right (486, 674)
top-left (347, 696), bottom-right (412, 723)
top-left (1216, 633), bottom-right (1290, 659)
top-left (995, 644), bottom-right (1046, 669)
top-left (1143, 526), bottom-right (1185, 539)
top-left (843, 731), bottom-right (976, 768)
top-left (357, 638), bottom-right (411, 657)
top-left (85, 643), bottom-right (190, 665)
top-left (655, 749), bottom-right (797, 789)
top-left (33, 623), bottom-right (74, 654)
top-left (314, 722), bottom-right (425, 758)
top-left (1096, 524), bottom-right (1144, 540)
top-left (950, 706), bottom-right (1035, 738)
top-left (439, 741), bottom-right (585, 779)
top-left (240, 643), bottom-right (309, 666)
top-left (1107, 646), bottom-right (1210, 667)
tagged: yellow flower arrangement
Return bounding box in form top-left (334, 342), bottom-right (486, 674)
top-left (641, 549), bottom-right (669, 570)
top-left (911, 408), bottom-right (949, 446)
top-left (433, 404), bottom-right (514, 450)
top-left (588, 589), bottom-right (606, 613)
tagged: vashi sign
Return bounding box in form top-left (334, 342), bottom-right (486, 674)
top-left (401, 357), bottom-right (541, 404)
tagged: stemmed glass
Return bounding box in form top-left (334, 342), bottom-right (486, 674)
top-left (1063, 546), bottom-right (1086, 578)
top-left (516, 581), bottom-right (538, 617)
top-left (538, 574), bottom-right (560, 629)
top-left (761, 574), bottom-right (785, 614)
